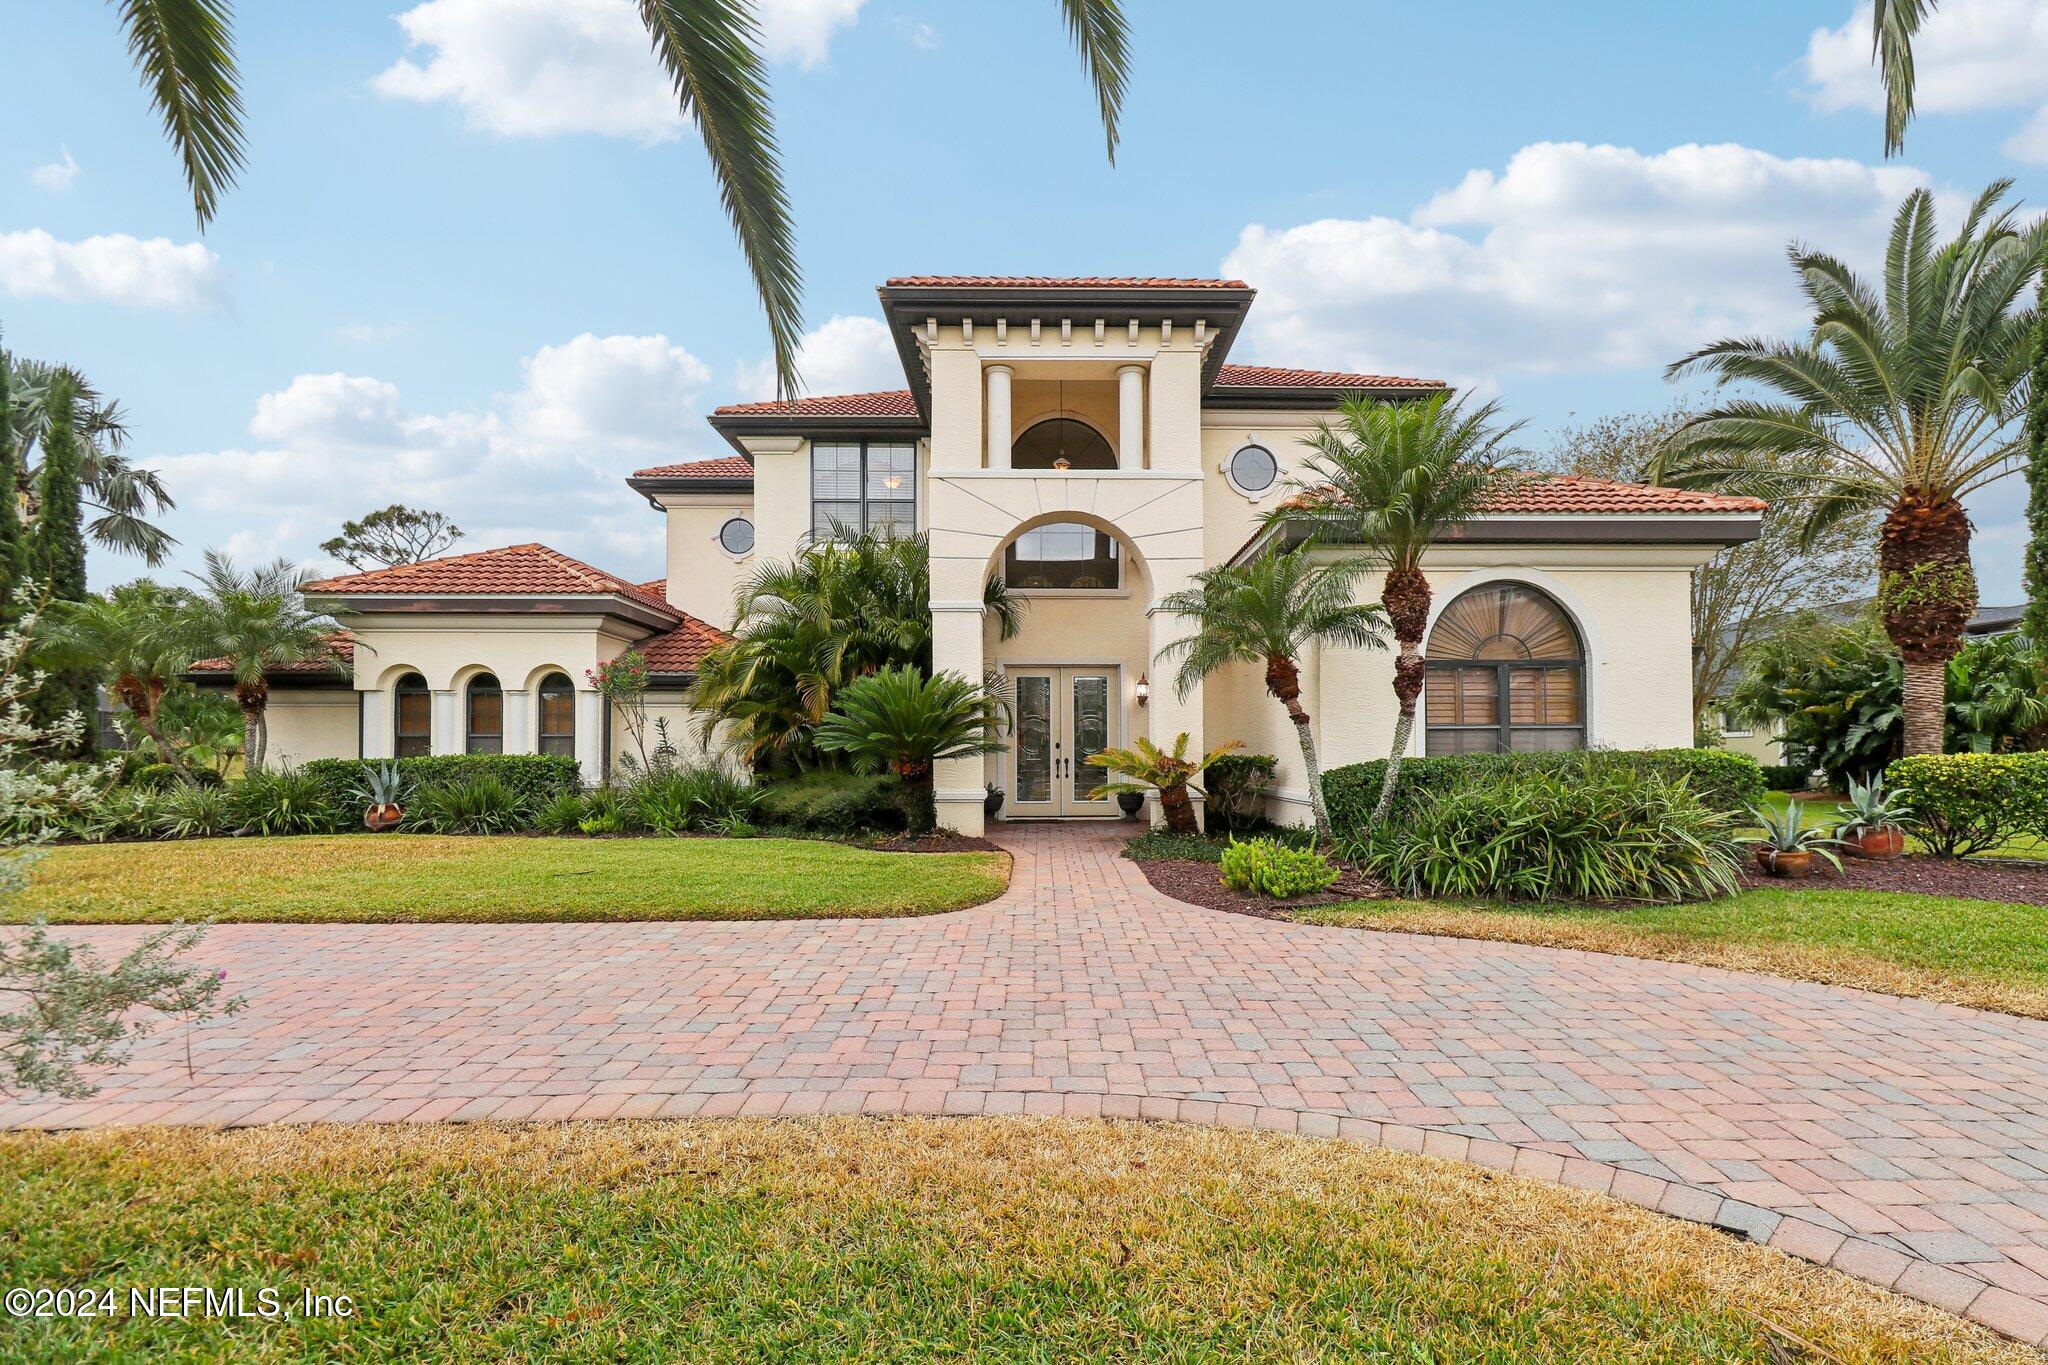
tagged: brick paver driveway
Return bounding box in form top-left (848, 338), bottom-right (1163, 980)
top-left (9, 823), bottom-right (2048, 1344)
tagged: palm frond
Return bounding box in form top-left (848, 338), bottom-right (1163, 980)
top-left (1058, 0), bottom-right (1131, 164)
top-left (1872, 0), bottom-right (1931, 156)
top-left (114, 0), bottom-right (246, 228)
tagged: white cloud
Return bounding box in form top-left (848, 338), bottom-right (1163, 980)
top-left (150, 333), bottom-right (717, 583)
top-left (373, 0), bottom-right (863, 140)
top-left (894, 16), bottom-right (938, 51)
top-left (0, 229), bottom-right (225, 310)
top-left (1800, 0), bottom-right (2048, 162)
top-left (29, 147), bottom-right (78, 191)
top-left (1222, 141), bottom-right (1927, 383)
top-left (739, 314), bottom-right (901, 398)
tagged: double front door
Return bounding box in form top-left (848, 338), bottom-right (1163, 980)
top-left (1008, 666), bottom-right (1120, 818)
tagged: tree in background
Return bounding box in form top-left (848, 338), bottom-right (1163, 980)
top-left (2, 354), bottom-right (176, 565)
top-left (40, 585), bottom-right (199, 773)
top-left (1660, 183), bottom-right (2047, 757)
top-left (320, 505), bottom-right (463, 570)
top-left (0, 351), bottom-right (26, 629)
top-left (25, 373), bottom-right (94, 750)
top-left (186, 552), bottom-right (346, 771)
top-left (2024, 282), bottom-right (2048, 643)
top-left (1545, 407), bottom-right (1876, 733)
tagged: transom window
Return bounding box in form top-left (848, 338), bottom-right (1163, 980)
top-left (1005, 522), bottom-right (1121, 591)
top-left (812, 441), bottom-right (915, 539)
top-left (394, 672), bottom-right (430, 757)
top-left (538, 672), bottom-right (575, 757)
top-left (466, 673), bottom-right (504, 755)
top-left (1012, 418), bottom-right (1115, 471)
top-left (1424, 584), bottom-right (1585, 755)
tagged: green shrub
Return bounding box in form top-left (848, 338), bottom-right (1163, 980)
top-left (302, 754), bottom-right (579, 815)
top-left (405, 773), bottom-right (531, 835)
top-left (619, 766), bottom-right (761, 835)
top-left (64, 788), bottom-right (164, 842)
top-left (1124, 829), bottom-right (1228, 863)
top-left (1760, 763), bottom-right (1814, 792)
top-left (534, 790), bottom-right (588, 836)
top-left (128, 762), bottom-right (183, 792)
top-left (1218, 836), bottom-right (1341, 899)
top-left (1324, 748), bottom-right (1765, 833)
top-left (154, 782), bottom-right (237, 839)
top-left (1346, 757), bottom-right (1742, 904)
top-left (233, 768), bottom-right (341, 836)
top-left (1886, 753), bottom-right (2048, 858)
top-left (755, 770), bottom-right (909, 836)
top-left (1204, 754), bottom-right (1277, 834)
top-left (577, 786), bottom-right (625, 836)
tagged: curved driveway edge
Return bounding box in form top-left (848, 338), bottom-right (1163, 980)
top-left (6, 823), bottom-right (2048, 1348)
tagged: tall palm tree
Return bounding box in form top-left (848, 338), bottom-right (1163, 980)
top-left (2, 353), bottom-right (177, 564)
top-left (1151, 545), bottom-right (1387, 840)
top-left (1658, 181), bottom-right (2047, 757)
top-left (105, 1), bottom-right (1128, 398)
top-left (1278, 393), bottom-right (1523, 825)
top-left (186, 551), bottom-right (346, 771)
top-left (40, 588), bottom-right (198, 770)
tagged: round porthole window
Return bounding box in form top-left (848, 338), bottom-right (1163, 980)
top-left (718, 516), bottom-right (755, 556)
top-left (1227, 444), bottom-right (1278, 495)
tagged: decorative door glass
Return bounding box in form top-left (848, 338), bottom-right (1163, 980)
top-left (1070, 675), bottom-right (1110, 803)
top-left (1015, 675), bottom-right (1053, 804)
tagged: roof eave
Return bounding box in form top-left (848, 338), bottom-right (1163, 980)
top-left (1230, 512), bottom-right (1765, 567)
top-left (322, 592), bottom-right (680, 632)
top-left (704, 409), bottom-right (924, 458)
top-left (1204, 382), bottom-right (1449, 412)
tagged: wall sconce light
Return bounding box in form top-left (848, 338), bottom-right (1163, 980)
top-left (1134, 674), bottom-right (1149, 708)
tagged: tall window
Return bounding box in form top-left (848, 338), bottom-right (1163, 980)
top-left (1004, 522), bottom-right (1121, 590)
top-left (812, 441), bottom-right (915, 538)
top-left (1424, 584), bottom-right (1584, 755)
top-left (1012, 418), bottom-right (1115, 470)
top-left (538, 672), bottom-right (575, 757)
top-left (466, 673), bottom-right (504, 755)
top-left (394, 673), bottom-right (430, 757)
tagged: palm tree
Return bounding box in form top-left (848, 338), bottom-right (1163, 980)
top-left (1085, 733), bottom-right (1241, 836)
top-left (103, 1), bottom-right (1128, 398)
top-left (186, 551), bottom-right (346, 771)
top-left (814, 666), bottom-right (1008, 833)
top-left (1658, 182), bottom-right (2047, 757)
top-left (1874, 0), bottom-right (1932, 156)
top-left (2, 353), bottom-right (177, 564)
top-left (40, 588), bottom-right (198, 771)
top-left (1278, 393), bottom-right (1523, 825)
top-left (1151, 546), bottom-right (1387, 840)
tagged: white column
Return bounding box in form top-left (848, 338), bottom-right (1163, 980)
top-left (930, 604), bottom-right (987, 835)
top-left (984, 364), bottom-right (1013, 470)
top-left (430, 689), bottom-right (461, 755)
top-left (574, 688), bottom-right (605, 787)
top-left (501, 689), bottom-right (535, 755)
top-left (1116, 364), bottom-right (1144, 468)
top-left (360, 689), bottom-right (391, 760)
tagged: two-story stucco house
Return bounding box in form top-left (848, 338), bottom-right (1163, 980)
top-left (220, 276), bottom-right (1764, 834)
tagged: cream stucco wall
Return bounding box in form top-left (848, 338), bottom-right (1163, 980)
top-left (659, 491), bottom-right (754, 630)
top-left (249, 689), bottom-right (361, 768)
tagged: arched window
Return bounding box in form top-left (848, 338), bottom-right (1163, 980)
top-left (1424, 584), bottom-right (1584, 755)
top-left (465, 673), bottom-right (504, 755)
top-left (1005, 521), bottom-right (1121, 590)
top-left (393, 673), bottom-right (430, 758)
top-left (537, 672), bottom-right (575, 757)
top-left (1011, 418), bottom-right (1116, 471)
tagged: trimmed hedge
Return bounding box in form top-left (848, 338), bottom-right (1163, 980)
top-left (1323, 748), bottom-right (1766, 833)
top-left (301, 754), bottom-right (582, 813)
top-left (1760, 763), bottom-right (1814, 792)
top-left (754, 771), bottom-right (910, 835)
top-left (1886, 753), bottom-right (2048, 858)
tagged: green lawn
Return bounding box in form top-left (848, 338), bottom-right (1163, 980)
top-left (10, 836), bottom-right (1009, 924)
top-left (1297, 886), bottom-right (2048, 1019)
top-left (0, 1120), bottom-right (2020, 1363)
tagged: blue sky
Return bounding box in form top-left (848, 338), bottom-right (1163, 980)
top-left (3, 0), bottom-right (2047, 598)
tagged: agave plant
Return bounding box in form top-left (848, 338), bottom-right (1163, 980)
top-left (352, 761), bottom-right (406, 808)
top-left (1742, 800), bottom-right (1846, 877)
top-left (1086, 733), bottom-right (1243, 836)
top-left (1836, 774), bottom-right (1911, 839)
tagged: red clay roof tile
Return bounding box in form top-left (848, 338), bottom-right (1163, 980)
top-left (1286, 473), bottom-right (1767, 516)
top-left (306, 544), bottom-right (679, 617)
top-left (636, 615), bottom-right (730, 674)
top-left (629, 455), bottom-right (755, 479)
top-left (712, 390), bottom-right (919, 418)
top-left (190, 632), bottom-right (354, 675)
top-left (1213, 363), bottom-right (1443, 391)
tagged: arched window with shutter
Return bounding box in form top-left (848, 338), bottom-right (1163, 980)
top-left (465, 673), bottom-right (504, 755)
top-left (393, 673), bottom-right (430, 757)
top-left (1424, 584), bottom-right (1585, 755)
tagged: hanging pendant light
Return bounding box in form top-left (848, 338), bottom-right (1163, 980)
top-left (1052, 379), bottom-right (1072, 471)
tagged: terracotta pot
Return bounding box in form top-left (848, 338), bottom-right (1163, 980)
top-left (1850, 826), bottom-right (1905, 861)
top-left (1753, 847), bottom-right (1813, 879)
top-left (364, 804), bottom-right (403, 832)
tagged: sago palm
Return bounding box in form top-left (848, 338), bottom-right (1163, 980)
top-left (1278, 393), bottom-right (1523, 825)
top-left (814, 666), bottom-right (1008, 833)
top-left (186, 550), bottom-right (346, 771)
top-left (105, 0), bottom-right (1128, 397)
top-left (1152, 545), bottom-right (1386, 840)
top-left (39, 588), bottom-right (198, 768)
top-left (1085, 733), bottom-right (1241, 837)
top-left (1658, 181), bottom-right (2047, 757)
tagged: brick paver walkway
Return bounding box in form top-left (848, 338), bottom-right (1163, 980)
top-left (8, 823), bottom-right (2048, 1345)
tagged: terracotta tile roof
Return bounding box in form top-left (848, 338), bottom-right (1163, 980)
top-left (1285, 473), bottom-right (1767, 517)
top-left (637, 614), bottom-right (729, 675)
top-left (628, 455), bottom-right (754, 480)
top-left (712, 390), bottom-right (919, 418)
top-left (306, 544), bottom-right (680, 617)
top-left (190, 632), bottom-right (354, 676)
top-left (1214, 363), bottom-right (1443, 391)
top-left (885, 276), bottom-right (1248, 290)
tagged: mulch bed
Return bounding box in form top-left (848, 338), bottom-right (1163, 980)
top-left (1738, 853), bottom-right (2048, 906)
top-left (1136, 857), bottom-right (1388, 922)
top-left (870, 832), bottom-right (1005, 854)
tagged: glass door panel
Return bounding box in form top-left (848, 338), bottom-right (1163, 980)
top-left (1014, 674), bottom-right (1054, 808)
top-left (1069, 674), bottom-right (1111, 807)
top-left (1005, 666), bottom-right (1119, 817)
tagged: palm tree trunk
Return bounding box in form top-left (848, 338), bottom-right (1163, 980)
top-left (1878, 493), bottom-right (1974, 757)
top-left (1157, 781), bottom-right (1198, 835)
top-left (1263, 653), bottom-right (1330, 842)
top-left (1373, 567), bottom-right (1432, 826)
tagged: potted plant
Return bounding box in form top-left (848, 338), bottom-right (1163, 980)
top-left (1834, 774), bottom-right (1909, 860)
top-left (355, 760), bottom-right (407, 832)
top-left (1742, 799), bottom-right (1844, 879)
top-left (985, 783), bottom-right (1004, 819)
top-left (1116, 790), bottom-right (1145, 820)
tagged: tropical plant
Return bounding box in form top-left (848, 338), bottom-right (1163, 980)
top-left (753, 770), bottom-right (909, 836)
top-left (404, 772), bottom-right (528, 835)
top-left (0, 351), bottom-right (26, 629)
top-left (1325, 747), bottom-right (1767, 832)
top-left (1202, 753), bottom-right (1277, 835)
top-left (1, 352), bottom-right (177, 565)
top-left (1835, 773), bottom-right (1911, 840)
top-left (153, 781), bottom-right (236, 839)
top-left (319, 505), bottom-right (462, 570)
top-left (1152, 546), bottom-right (1386, 840)
top-left (1277, 393), bottom-right (1523, 826)
top-left (1742, 800), bottom-right (1847, 875)
top-left (231, 767), bottom-right (338, 836)
top-left (692, 530), bottom-right (1020, 766)
top-left (351, 760), bottom-right (408, 811)
top-left (38, 586), bottom-right (198, 769)
top-left (146, 686), bottom-right (243, 778)
top-left (186, 550), bottom-right (346, 771)
top-left (1086, 733), bottom-right (1242, 837)
top-left (1944, 630), bottom-right (2048, 753)
top-left (590, 650), bottom-right (654, 772)
top-left (814, 667), bottom-right (1008, 834)
top-left (577, 785), bottom-right (626, 836)
top-left (1218, 836), bottom-right (1340, 899)
top-left (1658, 182), bottom-right (2048, 758)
